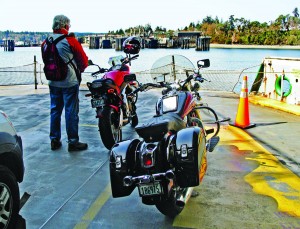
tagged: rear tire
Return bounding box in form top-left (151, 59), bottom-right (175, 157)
top-left (99, 107), bottom-right (122, 150)
top-left (155, 190), bottom-right (183, 218)
top-left (0, 166), bottom-right (20, 229)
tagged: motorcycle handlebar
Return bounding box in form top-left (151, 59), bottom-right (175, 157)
top-left (89, 54), bottom-right (139, 77)
top-left (91, 68), bottom-right (108, 76)
top-left (195, 75), bottom-right (210, 83)
top-left (122, 54), bottom-right (139, 65)
top-left (130, 82), bottom-right (162, 95)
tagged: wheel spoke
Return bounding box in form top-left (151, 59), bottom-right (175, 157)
top-left (0, 184), bottom-right (12, 226)
top-left (0, 217), bottom-right (8, 226)
top-left (0, 186), bottom-right (10, 210)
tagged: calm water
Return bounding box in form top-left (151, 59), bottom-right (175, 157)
top-left (0, 46), bottom-right (299, 93)
top-left (1, 46), bottom-right (299, 72)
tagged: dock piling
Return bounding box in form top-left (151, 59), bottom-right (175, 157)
top-left (4, 39), bottom-right (15, 51)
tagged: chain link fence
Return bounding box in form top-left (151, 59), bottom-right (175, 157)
top-left (0, 61), bottom-right (262, 94)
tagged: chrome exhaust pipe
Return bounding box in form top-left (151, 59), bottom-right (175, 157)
top-left (175, 199), bottom-right (185, 208)
top-left (175, 187), bottom-right (194, 207)
top-left (165, 170), bottom-right (175, 180)
top-left (123, 176), bottom-right (133, 187)
top-left (123, 170), bottom-right (175, 187)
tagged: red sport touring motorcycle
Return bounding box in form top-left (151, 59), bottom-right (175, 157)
top-left (86, 37), bottom-right (140, 149)
top-left (109, 56), bottom-right (228, 217)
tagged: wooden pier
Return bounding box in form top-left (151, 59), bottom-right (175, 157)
top-left (85, 32), bottom-right (211, 51)
top-left (196, 36), bottom-right (211, 51)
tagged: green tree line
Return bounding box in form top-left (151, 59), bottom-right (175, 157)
top-left (110, 8), bottom-right (300, 46)
top-left (1, 8), bottom-right (300, 46)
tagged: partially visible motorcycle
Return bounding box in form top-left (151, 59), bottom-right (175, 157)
top-left (86, 36), bottom-right (141, 150)
top-left (109, 56), bottom-right (229, 217)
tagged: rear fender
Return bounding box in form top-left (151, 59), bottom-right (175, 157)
top-left (109, 139), bottom-right (140, 197)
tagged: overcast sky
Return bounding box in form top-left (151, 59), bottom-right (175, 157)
top-left (1, 0), bottom-right (299, 33)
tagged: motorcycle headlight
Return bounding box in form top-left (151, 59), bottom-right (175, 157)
top-left (162, 96), bottom-right (178, 113)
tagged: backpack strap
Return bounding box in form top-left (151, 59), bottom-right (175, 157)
top-left (46, 34), bottom-right (66, 44)
top-left (53, 34), bottom-right (67, 44)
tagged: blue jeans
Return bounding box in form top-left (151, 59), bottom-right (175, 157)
top-left (49, 85), bottom-right (80, 144)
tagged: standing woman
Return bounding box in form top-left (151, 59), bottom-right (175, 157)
top-left (41, 15), bottom-right (89, 152)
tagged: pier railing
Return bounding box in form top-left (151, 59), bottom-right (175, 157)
top-left (0, 61), bottom-right (261, 94)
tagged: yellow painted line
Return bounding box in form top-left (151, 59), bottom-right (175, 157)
top-left (80, 124), bottom-right (98, 128)
top-left (74, 184), bottom-right (111, 229)
top-left (173, 126), bottom-right (300, 228)
top-left (222, 126), bottom-right (300, 217)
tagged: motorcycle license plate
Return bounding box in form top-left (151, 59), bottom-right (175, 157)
top-left (138, 182), bottom-right (163, 196)
top-left (91, 98), bottom-right (104, 108)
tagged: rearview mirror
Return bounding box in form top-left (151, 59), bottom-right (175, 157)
top-left (197, 59), bottom-right (210, 68)
top-left (155, 74), bottom-right (166, 83)
top-left (88, 59), bottom-right (94, 66)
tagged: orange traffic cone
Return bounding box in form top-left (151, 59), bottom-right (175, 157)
top-left (231, 76), bottom-right (256, 129)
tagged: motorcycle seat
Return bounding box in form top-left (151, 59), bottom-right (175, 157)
top-left (135, 112), bottom-right (186, 142)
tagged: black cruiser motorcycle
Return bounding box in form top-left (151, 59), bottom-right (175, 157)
top-left (108, 56), bottom-right (229, 217)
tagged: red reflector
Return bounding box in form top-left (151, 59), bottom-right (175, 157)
top-left (107, 89), bottom-right (114, 93)
top-left (143, 155), bottom-right (153, 166)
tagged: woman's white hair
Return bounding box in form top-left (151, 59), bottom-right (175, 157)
top-left (52, 15), bottom-right (70, 30)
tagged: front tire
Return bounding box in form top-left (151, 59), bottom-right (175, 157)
top-left (131, 114), bottom-right (138, 127)
top-left (0, 166), bottom-right (20, 229)
top-left (98, 107), bottom-right (122, 150)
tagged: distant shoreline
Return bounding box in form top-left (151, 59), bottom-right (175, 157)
top-left (81, 43), bottom-right (300, 50)
top-left (4, 43), bottom-right (300, 51)
top-left (210, 44), bottom-right (300, 50)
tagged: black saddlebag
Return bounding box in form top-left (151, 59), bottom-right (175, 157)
top-left (109, 139), bottom-right (140, 197)
top-left (135, 113), bottom-right (186, 143)
top-left (172, 126), bottom-right (206, 187)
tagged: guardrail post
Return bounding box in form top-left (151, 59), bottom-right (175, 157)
top-left (34, 55), bottom-right (37, 89)
top-left (172, 55), bottom-right (176, 80)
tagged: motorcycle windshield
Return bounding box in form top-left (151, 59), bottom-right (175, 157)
top-left (150, 54), bottom-right (195, 83)
top-left (108, 55), bottom-right (124, 67)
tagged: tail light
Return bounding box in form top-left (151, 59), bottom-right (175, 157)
top-left (143, 154), bottom-right (153, 167)
top-left (107, 89), bottom-right (115, 94)
top-left (141, 143), bottom-right (156, 168)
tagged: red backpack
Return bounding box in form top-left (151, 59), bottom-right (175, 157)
top-left (41, 35), bottom-right (72, 81)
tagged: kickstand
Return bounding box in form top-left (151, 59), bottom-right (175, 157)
top-left (20, 192), bottom-right (31, 210)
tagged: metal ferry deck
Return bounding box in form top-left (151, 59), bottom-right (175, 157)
top-left (0, 85), bottom-right (299, 228)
